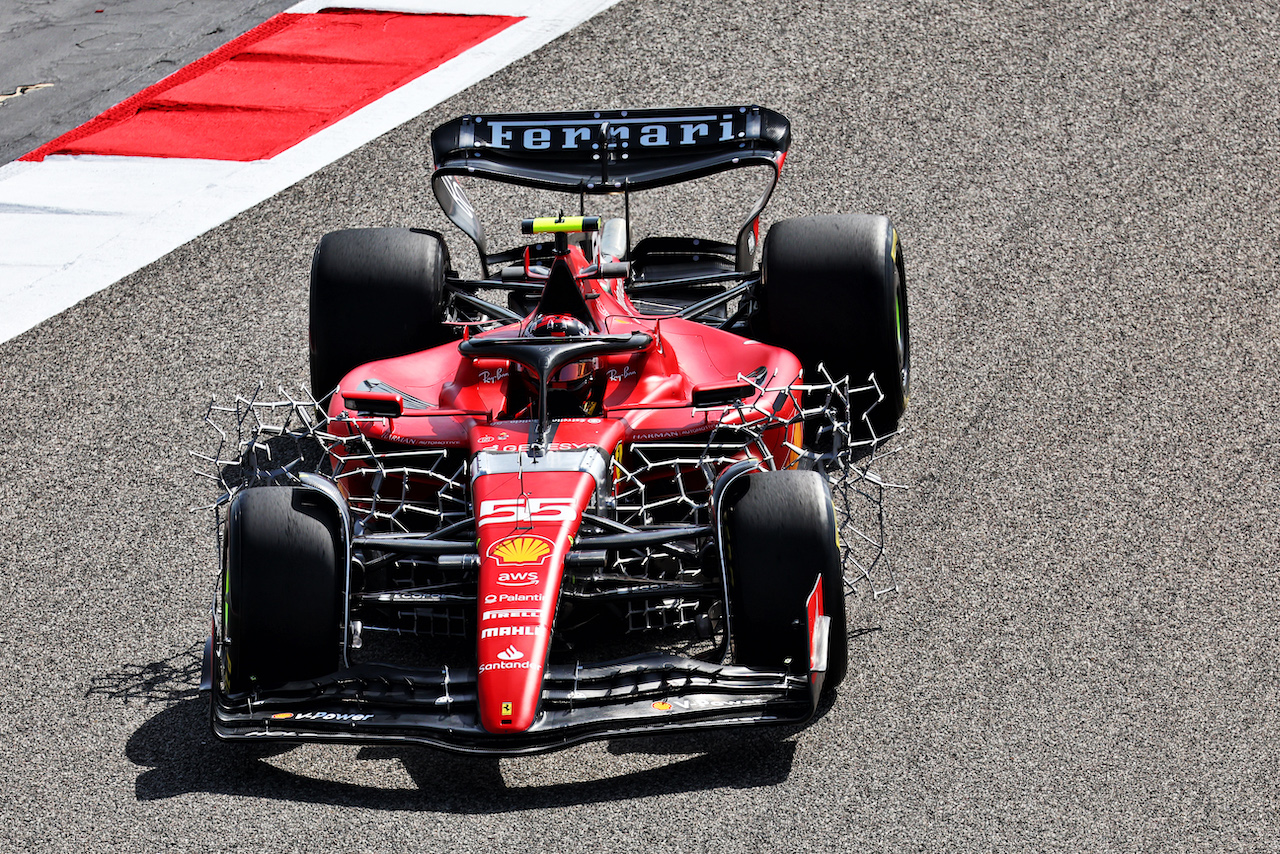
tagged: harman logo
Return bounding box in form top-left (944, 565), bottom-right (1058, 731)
top-left (488, 535), bottom-right (553, 567)
top-left (496, 645), bottom-right (524, 661)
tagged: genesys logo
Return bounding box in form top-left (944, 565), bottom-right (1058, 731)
top-left (480, 441), bottom-right (596, 453)
top-left (269, 711), bottom-right (375, 722)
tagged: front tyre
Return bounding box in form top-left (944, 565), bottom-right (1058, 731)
top-left (221, 487), bottom-right (344, 694)
top-left (723, 470), bottom-right (848, 692)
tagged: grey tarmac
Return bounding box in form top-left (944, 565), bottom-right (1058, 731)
top-left (1, 1), bottom-right (1277, 851)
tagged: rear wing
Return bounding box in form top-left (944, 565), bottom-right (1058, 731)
top-left (430, 106), bottom-right (791, 271)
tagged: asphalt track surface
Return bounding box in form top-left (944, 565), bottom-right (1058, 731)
top-left (2, 1), bottom-right (1279, 850)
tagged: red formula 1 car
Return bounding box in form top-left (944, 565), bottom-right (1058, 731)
top-left (200, 106), bottom-right (909, 753)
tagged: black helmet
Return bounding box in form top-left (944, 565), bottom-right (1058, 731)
top-left (528, 313), bottom-right (591, 338)
top-left (526, 314), bottom-right (596, 391)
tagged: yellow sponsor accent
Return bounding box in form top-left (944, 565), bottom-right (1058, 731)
top-left (528, 216), bottom-right (590, 233)
top-left (830, 497), bottom-right (842, 550)
top-left (490, 535), bottom-right (553, 566)
top-left (782, 420), bottom-right (804, 470)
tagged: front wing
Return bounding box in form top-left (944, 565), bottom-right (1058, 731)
top-left (210, 652), bottom-right (828, 755)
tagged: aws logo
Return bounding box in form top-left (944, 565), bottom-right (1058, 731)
top-left (495, 570), bottom-right (540, 587)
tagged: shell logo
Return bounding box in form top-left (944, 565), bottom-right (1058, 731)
top-left (488, 535), bottom-right (553, 566)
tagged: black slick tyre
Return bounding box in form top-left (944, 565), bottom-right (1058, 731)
top-left (755, 214), bottom-right (910, 440)
top-left (309, 227), bottom-right (451, 401)
top-left (222, 487), bottom-right (343, 693)
top-left (723, 470), bottom-right (848, 692)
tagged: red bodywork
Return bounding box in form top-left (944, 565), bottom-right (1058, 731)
top-left (326, 244), bottom-right (803, 735)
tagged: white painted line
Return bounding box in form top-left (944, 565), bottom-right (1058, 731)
top-left (0, 0), bottom-right (622, 344)
top-left (285, 1), bottom-right (540, 13)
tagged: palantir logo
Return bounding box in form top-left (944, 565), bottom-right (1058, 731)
top-left (497, 645), bottom-right (524, 661)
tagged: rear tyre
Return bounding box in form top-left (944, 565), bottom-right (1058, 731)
top-left (222, 487), bottom-right (343, 693)
top-left (755, 214), bottom-right (910, 440)
top-left (723, 470), bottom-right (848, 691)
top-left (309, 228), bottom-right (451, 401)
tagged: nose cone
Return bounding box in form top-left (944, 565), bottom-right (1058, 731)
top-left (468, 419), bottom-right (625, 734)
top-left (472, 469), bottom-right (595, 733)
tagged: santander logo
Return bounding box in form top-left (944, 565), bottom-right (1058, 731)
top-left (496, 645), bottom-right (524, 661)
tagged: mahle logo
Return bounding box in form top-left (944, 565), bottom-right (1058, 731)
top-left (481, 625), bottom-right (543, 640)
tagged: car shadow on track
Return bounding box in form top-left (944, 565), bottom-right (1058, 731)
top-left (116, 645), bottom-right (822, 812)
top-left (126, 700), bottom-right (803, 811)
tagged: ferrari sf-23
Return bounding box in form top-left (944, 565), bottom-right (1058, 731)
top-left (198, 105), bottom-right (910, 754)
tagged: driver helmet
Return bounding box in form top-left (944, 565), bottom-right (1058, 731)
top-left (527, 313), bottom-right (596, 391)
